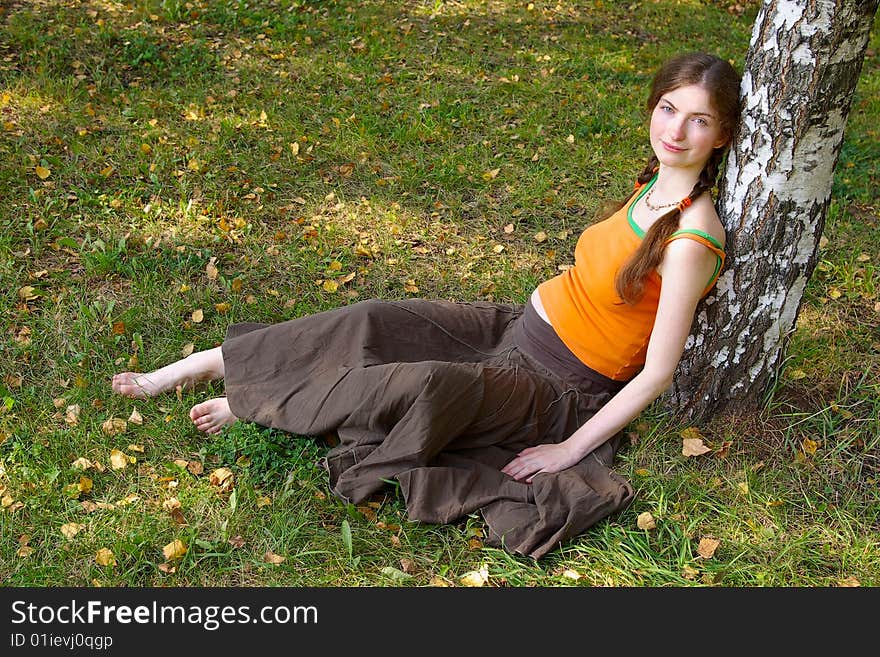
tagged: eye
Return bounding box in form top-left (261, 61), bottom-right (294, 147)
top-left (660, 104), bottom-right (674, 113)
top-left (693, 117), bottom-right (708, 126)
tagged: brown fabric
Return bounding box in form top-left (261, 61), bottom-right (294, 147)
top-left (222, 299), bottom-right (634, 559)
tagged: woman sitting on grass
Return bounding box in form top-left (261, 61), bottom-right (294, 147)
top-left (113, 52), bottom-right (742, 559)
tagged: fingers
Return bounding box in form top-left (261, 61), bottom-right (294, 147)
top-left (501, 456), bottom-right (539, 482)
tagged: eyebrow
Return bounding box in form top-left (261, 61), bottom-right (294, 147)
top-left (660, 97), bottom-right (717, 120)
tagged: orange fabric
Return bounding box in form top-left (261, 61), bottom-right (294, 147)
top-left (537, 184), bottom-right (725, 381)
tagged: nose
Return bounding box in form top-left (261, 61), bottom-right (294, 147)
top-left (669, 117), bottom-right (686, 141)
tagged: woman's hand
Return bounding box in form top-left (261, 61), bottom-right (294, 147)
top-left (501, 442), bottom-right (580, 483)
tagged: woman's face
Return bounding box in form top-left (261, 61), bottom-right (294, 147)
top-left (649, 83), bottom-right (728, 173)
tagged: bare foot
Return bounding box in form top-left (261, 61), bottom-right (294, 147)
top-left (111, 371), bottom-right (173, 399)
top-left (112, 348), bottom-right (225, 399)
top-left (189, 397), bottom-right (237, 434)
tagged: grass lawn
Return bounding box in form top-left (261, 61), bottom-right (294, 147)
top-left (1, 0), bottom-right (877, 587)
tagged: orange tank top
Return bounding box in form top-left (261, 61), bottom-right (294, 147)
top-left (537, 177), bottom-right (725, 381)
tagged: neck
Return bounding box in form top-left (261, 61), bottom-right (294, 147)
top-left (652, 164), bottom-right (703, 198)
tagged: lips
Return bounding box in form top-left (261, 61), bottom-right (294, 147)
top-left (661, 140), bottom-right (686, 153)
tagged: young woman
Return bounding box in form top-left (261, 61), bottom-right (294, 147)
top-left (113, 52), bottom-right (742, 559)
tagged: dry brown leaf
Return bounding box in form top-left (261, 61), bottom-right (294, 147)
top-left (802, 438), bottom-right (819, 455)
top-left (162, 539), bottom-right (187, 561)
top-left (95, 548), bottom-right (116, 567)
top-left (180, 343), bottom-right (195, 358)
top-left (60, 522), bottom-right (85, 539)
top-left (17, 545), bottom-right (35, 558)
top-left (102, 417), bottom-right (127, 436)
top-left (187, 461), bottom-right (203, 475)
top-left (228, 535), bottom-right (245, 549)
top-left (162, 497), bottom-right (181, 511)
top-left (65, 404), bottom-right (81, 426)
top-left (206, 258), bottom-right (219, 280)
top-left (209, 467), bottom-right (234, 488)
top-left (71, 457), bottom-right (93, 470)
top-left (534, 231), bottom-right (548, 243)
top-left (264, 551), bottom-right (286, 564)
top-left (128, 408), bottom-right (143, 425)
top-left (697, 537), bottom-right (720, 559)
top-left (158, 562), bottom-right (176, 574)
top-left (561, 569), bottom-right (582, 581)
top-left (682, 438), bottom-right (711, 457)
top-left (256, 496), bottom-right (272, 508)
top-left (636, 511), bottom-right (656, 530)
top-left (838, 576), bottom-right (861, 587)
top-left (428, 576), bottom-right (451, 587)
top-left (191, 308), bottom-right (204, 323)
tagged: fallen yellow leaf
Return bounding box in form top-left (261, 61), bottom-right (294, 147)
top-left (109, 449), bottom-right (129, 470)
top-left (95, 548), bottom-right (116, 567)
top-left (162, 539), bottom-right (188, 561)
top-left (459, 565), bottom-right (489, 587)
top-left (35, 165), bottom-right (51, 179)
top-left (191, 308), bottom-right (204, 323)
top-left (128, 408), bottom-right (143, 425)
top-left (802, 438), bottom-right (819, 455)
top-left (18, 285), bottom-right (38, 301)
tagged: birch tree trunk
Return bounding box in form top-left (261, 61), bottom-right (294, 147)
top-left (669, 0), bottom-right (878, 422)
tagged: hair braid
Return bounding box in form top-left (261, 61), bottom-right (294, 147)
top-left (614, 150), bottom-right (726, 305)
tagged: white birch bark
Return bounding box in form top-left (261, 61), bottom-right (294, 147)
top-left (670, 0), bottom-right (878, 421)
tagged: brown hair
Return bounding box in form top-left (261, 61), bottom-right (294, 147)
top-left (614, 52), bottom-right (741, 304)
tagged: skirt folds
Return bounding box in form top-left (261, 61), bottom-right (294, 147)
top-left (221, 299), bottom-right (633, 559)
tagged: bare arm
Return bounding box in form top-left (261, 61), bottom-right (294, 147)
top-left (501, 237), bottom-right (719, 482)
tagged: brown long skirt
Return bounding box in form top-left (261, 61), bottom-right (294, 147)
top-left (221, 299), bottom-right (634, 559)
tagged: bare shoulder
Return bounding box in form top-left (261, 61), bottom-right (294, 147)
top-left (677, 192), bottom-right (726, 248)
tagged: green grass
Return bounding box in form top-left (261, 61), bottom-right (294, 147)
top-left (0, 0), bottom-right (877, 587)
